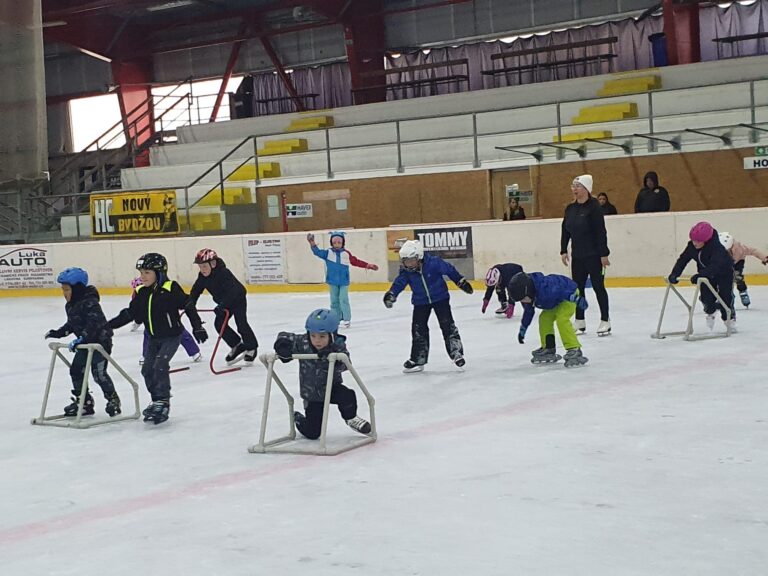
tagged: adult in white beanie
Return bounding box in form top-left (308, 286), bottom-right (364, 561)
top-left (559, 174), bottom-right (612, 336)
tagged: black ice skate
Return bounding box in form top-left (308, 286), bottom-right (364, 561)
top-left (563, 348), bottom-right (589, 368)
top-left (142, 402), bottom-right (154, 420)
top-left (105, 392), bottom-right (121, 417)
top-left (453, 355), bottom-right (466, 368)
top-left (403, 359), bottom-right (425, 373)
top-left (346, 416), bottom-right (372, 435)
top-left (145, 400), bottom-right (169, 424)
top-left (225, 342), bottom-right (246, 365)
top-left (63, 393), bottom-right (95, 417)
top-left (531, 347), bottom-right (562, 365)
top-left (494, 303), bottom-right (508, 315)
top-left (740, 290), bottom-right (750, 308)
top-left (243, 348), bottom-right (258, 364)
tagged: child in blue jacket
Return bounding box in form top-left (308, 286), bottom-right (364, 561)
top-left (507, 271), bottom-right (589, 368)
top-left (308, 231), bottom-right (378, 329)
top-left (383, 239), bottom-right (473, 372)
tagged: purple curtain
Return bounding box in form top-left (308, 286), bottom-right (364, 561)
top-left (700, 0), bottom-right (768, 61)
top-left (251, 62), bottom-right (352, 115)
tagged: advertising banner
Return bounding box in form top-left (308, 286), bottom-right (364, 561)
top-left (90, 190), bottom-right (179, 237)
top-left (0, 246), bottom-right (56, 289)
top-left (386, 226), bottom-right (474, 279)
top-left (243, 237), bottom-right (286, 284)
top-left (285, 203), bottom-right (313, 218)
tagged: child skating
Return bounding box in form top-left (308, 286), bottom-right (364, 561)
top-left (507, 271), bottom-right (589, 368)
top-left (308, 230), bottom-right (378, 328)
top-left (273, 308), bottom-right (371, 438)
top-left (383, 239), bottom-right (473, 373)
top-left (718, 231), bottom-right (767, 308)
top-left (45, 267), bottom-right (121, 417)
top-left (482, 263), bottom-right (523, 317)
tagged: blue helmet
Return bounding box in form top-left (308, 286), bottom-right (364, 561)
top-left (329, 230), bottom-right (345, 246)
top-left (305, 308), bottom-right (340, 334)
top-left (57, 267), bottom-right (88, 286)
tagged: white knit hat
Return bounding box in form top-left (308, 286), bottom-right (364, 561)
top-left (572, 174), bottom-right (593, 194)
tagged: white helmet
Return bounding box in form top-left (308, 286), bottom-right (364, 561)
top-left (399, 239), bottom-right (424, 260)
top-left (719, 231), bottom-right (733, 251)
top-left (485, 267), bottom-right (501, 287)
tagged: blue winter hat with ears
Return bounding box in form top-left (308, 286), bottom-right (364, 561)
top-left (329, 230), bottom-right (346, 246)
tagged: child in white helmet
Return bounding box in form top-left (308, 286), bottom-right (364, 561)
top-left (383, 239), bottom-right (474, 372)
top-left (482, 263), bottom-right (523, 317)
top-left (308, 230), bottom-right (378, 329)
top-left (719, 231), bottom-right (767, 308)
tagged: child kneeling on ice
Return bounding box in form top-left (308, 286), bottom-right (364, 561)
top-left (273, 309), bottom-right (371, 438)
top-left (507, 271), bottom-right (589, 368)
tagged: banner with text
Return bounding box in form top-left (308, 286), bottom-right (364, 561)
top-left (243, 237), bottom-right (286, 284)
top-left (386, 226), bottom-right (474, 280)
top-left (0, 246), bottom-right (56, 289)
top-left (90, 191), bottom-right (180, 237)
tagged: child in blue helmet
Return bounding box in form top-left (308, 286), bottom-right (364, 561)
top-left (273, 309), bottom-right (371, 438)
top-left (307, 231), bottom-right (378, 328)
top-left (45, 267), bottom-right (121, 417)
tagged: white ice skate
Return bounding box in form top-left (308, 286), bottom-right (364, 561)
top-left (706, 314), bottom-right (716, 330)
top-left (191, 352), bottom-right (203, 363)
top-left (724, 318), bottom-right (737, 333)
top-left (597, 320), bottom-right (611, 337)
top-left (341, 320), bottom-right (351, 329)
top-left (573, 319), bottom-right (586, 333)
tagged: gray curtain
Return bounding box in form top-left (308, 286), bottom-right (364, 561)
top-left (700, 0), bottom-right (768, 61)
top-left (251, 62), bottom-right (352, 114)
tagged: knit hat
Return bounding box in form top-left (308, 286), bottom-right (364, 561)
top-left (689, 221), bottom-right (714, 243)
top-left (572, 174), bottom-right (593, 194)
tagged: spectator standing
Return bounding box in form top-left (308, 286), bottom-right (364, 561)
top-left (634, 171), bottom-right (670, 213)
top-left (597, 192), bottom-right (618, 215)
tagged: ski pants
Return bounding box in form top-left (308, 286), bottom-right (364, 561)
top-left (410, 299), bottom-right (463, 365)
top-left (329, 284), bottom-right (351, 322)
top-left (71, 342), bottom-right (115, 399)
top-left (296, 383), bottom-right (358, 440)
top-left (571, 255), bottom-right (610, 322)
top-left (142, 335), bottom-right (181, 402)
top-left (538, 301), bottom-right (580, 350)
top-left (699, 273), bottom-right (735, 321)
top-left (734, 260), bottom-right (748, 293)
top-left (143, 326), bottom-right (198, 358)
top-left (215, 301), bottom-right (258, 350)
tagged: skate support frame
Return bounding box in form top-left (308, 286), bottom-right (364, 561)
top-left (249, 352), bottom-right (376, 456)
top-left (173, 308), bottom-right (240, 375)
top-left (651, 277), bottom-right (733, 341)
top-left (31, 343), bottom-right (141, 429)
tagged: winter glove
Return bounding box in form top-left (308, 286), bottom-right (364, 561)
top-left (306, 233), bottom-right (315, 243)
top-left (192, 326), bottom-right (208, 344)
top-left (68, 337), bottom-right (83, 352)
top-left (667, 274), bottom-right (679, 285)
top-left (690, 274), bottom-right (700, 285)
top-left (274, 336), bottom-right (293, 362)
top-left (456, 278), bottom-right (473, 294)
top-left (383, 291), bottom-right (396, 309)
top-left (517, 325), bottom-right (527, 344)
top-left (45, 328), bottom-right (66, 339)
top-left (505, 302), bottom-right (516, 318)
top-left (481, 299), bottom-right (490, 314)
top-left (568, 292), bottom-right (588, 311)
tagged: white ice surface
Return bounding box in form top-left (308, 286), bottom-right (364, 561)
top-left (1, 287), bottom-right (767, 575)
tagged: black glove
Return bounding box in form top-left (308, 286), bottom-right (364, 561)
top-left (456, 278), bottom-right (473, 294)
top-left (667, 274), bottom-right (679, 285)
top-left (274, 336), bottom-right (293, 361)
top-left (383, 291), bottom-right (396, 309)
top-left (690, 274), bottom-right (700, 285)
top-left (44, 328), bottom-right (66, 339)
top-left (192, 326), bottom-right (208, 344)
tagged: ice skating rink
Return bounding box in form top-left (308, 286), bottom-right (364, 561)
top-left (1, 286), bottom-right (766, 575)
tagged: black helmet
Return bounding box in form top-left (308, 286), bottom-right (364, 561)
top-left (508, 272), bottom-right (535, 302)
top-left (136, 253), bottom-right (168, 273)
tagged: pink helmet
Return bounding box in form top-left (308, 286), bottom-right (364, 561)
top-left (130, 277), bottom-right (143, 289)
top-left (194, 248), bottom-right (218, 264)
top-left (485, 267), bottom-right (501, 287)
top-left (689, 222), bottom-right (714, 243)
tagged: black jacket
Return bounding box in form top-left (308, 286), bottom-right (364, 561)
top-left (560, 196), bottom-right (610, 259)
top-left (600, 202), bottom-right (618, 216)
top-left (635, 171), bottom-right (670, 213)
top-left (670, 228), bottom-right (734, 282)
top-left (483, 263), bottom-right (523, 300)
top-left (188, 258), bottom-right (246, 311)
top-left (504, 207), bottom-right (526, 221)
top-left (52, 284), bottom-right (113, 345)
top-left (109, 280), bottom-right (203, 338)
top-left (274, 332), bottom-right (348, 402)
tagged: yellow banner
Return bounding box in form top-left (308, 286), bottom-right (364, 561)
top-left (90, 191), bottom-right (179, 237)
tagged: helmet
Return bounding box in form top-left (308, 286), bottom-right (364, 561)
top-left (194, 248), bottom-right (218, 264)
top-left (136, 253), bottom-right (168, 272)
top-left (305, 308), bottom-right (340, 334)
top-left (57, 267), bottom-right (88, 286)
top-left (399, 239), bottom-right (424, 260)
top-left (329, 230), bottom-right (346, 246)
top-left (485, 267), bottom-right (501, 287)
top-left (689, 221), bottom-right (714, 243)
top-left (718, 231), bottom-right (733, 251)
top-left (507, 272), bottom-right (535, 302)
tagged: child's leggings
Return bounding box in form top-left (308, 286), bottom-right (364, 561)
top-left (329, 284), bottom-right (351, 321)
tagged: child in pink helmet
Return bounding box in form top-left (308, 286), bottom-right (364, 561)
top-left (718, 231), bottom-right (767, 308)
top-left (668, 221), bottom-right (736, 331)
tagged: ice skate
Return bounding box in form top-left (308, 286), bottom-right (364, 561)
top-left (725, 318), bottom-right (737, 333)
top-left (105, 392), bottom-right (121, 417)
top-left (341, 320), bottom-right (351, 329)
top-left (243, 349), bottom-right (258, 364)
top-left (453, 355), bottom-right (466, 369)
top-left (142, 402), bottom-right (154, 420)
top-left (225, 342), bottom-right (246, 365)
top-left (191, 352), bottom-right (203, 363)
top-left (293, 411), bottom-right (306, 430)
top-left (739, 290), bottom-right (750, 308)
top-left (403, 359), bottom-right (425, 373)
top-left (706, 314), bottom-right (716, 330)
top-left (597, 320), bottom-right (611, 337)
top-left (346, 416), bottom-right (372, 435)
top-left (138, 357), bottom-right (144, 365)
top-left (563, 348), bottom-right (589, 368)
top-left (531, 347), bottom-right (561, 364)
top-left (494, 304), bottom-right (508, 315)
top-left (63, 393), bottom-right (95, 417)
top-left (573, 319), bottom-right (586, 333)
top-left (145, 401), bottom-right (169, 424)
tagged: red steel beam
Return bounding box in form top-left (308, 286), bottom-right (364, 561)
top-left (259, 35), bottom-right (306, 112)
top-left (209, 24), bottom-right (247, 122)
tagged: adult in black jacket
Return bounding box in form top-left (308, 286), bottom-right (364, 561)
top-left (560, 174), bottom-right (612, 336)
top-left (634, 171), bottom-right (670, 213)
top-left (108, 253), bottom-right (207, 424)
top-left (503, 198), bottom-right (526, 221)
top-left (188, 248), bottom-right (259, 365)
top-left (597, 193), bottom-right (618, 215)
top-left (481, 263), bottom-right (523, 316)
top-left (668, 221), bottom-right (735, 329)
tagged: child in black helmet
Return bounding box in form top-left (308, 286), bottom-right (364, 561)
top-left (45, 267), bottom-right (121, 417)
top-left (107, 253), bottom-right (207, 424)
top-left (273, 308), bottom-right (371, 439)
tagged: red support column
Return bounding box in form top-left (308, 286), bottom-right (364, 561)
top-left (210, 25), bottom-right (247, 123)
top-left (343, 1), bottom-right (386, 105)
top-left (662, 0), bottom-right (701, 66)
top-left (111, 58), bottom-right (154, 167)
top-left (260, 36), bottom-right (306, 112)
